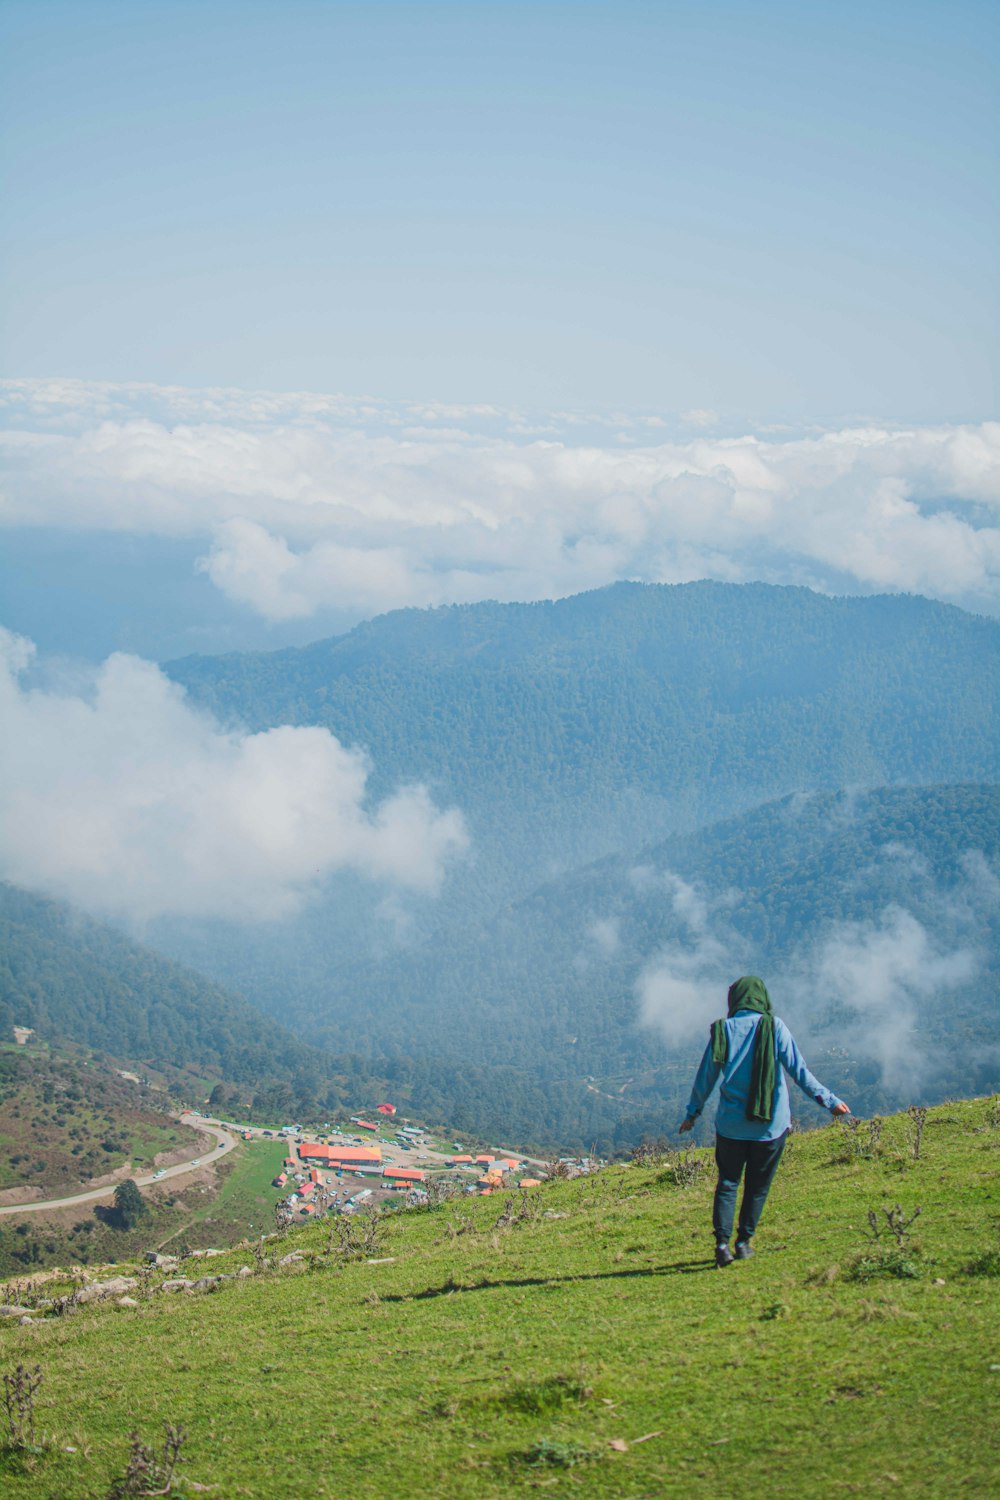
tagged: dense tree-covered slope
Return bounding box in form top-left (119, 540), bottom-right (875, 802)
top-left (168, 582), bottom-right (999, 848)
top-left (0, 884), bottom-right (355, 1114)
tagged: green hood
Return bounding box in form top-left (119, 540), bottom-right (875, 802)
top-left (710, 975), bottom-right (777, 1124)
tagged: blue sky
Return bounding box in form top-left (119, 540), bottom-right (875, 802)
top-left (2, 0), bottom-right (996, 422)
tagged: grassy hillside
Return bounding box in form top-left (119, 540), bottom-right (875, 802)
top-left (0, 1042), bottom-right (189, 1200)
top-left (0, 1134), bottom-right (292, 1278)
top-left (2, 1098), bottom-right (997, 1498)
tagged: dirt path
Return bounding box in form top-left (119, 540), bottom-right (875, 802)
top-left (0, 1121), bottom-right (237, 1217)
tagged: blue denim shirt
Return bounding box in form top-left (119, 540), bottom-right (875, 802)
top-left (684, 1011), bottom-right (844, 1141)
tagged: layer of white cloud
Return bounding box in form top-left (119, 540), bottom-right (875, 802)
top-left (803, 906), bottom-right (978, 1094)
top-left (0, 629), bottom-right (468, 924)
top-left (2, 378), bottom-right (999, 618)
top-left (636, 857), bottom-right (992, 1099)
top-left (636, 873), bottom-right (738, 1050)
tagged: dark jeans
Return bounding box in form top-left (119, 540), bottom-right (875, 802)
top-left (713, 1131), bottom-right (788, 1245)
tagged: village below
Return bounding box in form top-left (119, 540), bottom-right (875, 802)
top-left (0, 1032), bottom-right (592, 1277)
top-left (240, 1102), bottom-right (556, 1223)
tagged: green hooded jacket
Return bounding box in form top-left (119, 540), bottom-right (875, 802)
top-left (710, 976), bottom-right (777, 1123)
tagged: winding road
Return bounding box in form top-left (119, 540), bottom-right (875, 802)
top-left (0, 1119), bottom-right (238, 1217)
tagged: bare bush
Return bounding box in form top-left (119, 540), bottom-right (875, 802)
top-left (426, 1176), bottom-right (462, 1206)
top-left (865, 1203), bottom-right (922, 1248)
top-left (252, 1237), bottom-right (274, 1275)
top-left (836, 1115), bottom-right (884, 1162)
top-left (0, 1279), bottom-right (33, 1309)
top-left (658, 1148), bottom-right (706, 1188)
top-left (907, 1106), bottom-right (928, 1161)
top-left (2, 1363), bottom-right (43, 1448)
top-left (326, 1209), bottom-right (388, 1261)
top-left (494, 1190), bottom-right (538, 1229)
top-left (630, 1138), bottom-right (668, 1167)
top-left (106, 1421), bottom-right (187, 1498)
top-left (848, 1202), bottom-right (924, 1282)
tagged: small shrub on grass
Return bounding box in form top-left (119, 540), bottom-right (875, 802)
top-left (848, 1249), bottom-right (921, 1282)
top-left (907, 1105), bottom-right (928, 1161)
top-left (493, 1191), bottom-right (538, 1230)
top-left (498, 1373), bottom-right (593, 1415)
top-left (0, 1281), bottom-right (33, 1310)
top-left (656, 1148), bottom-right (706, 1189)
top-left (631, 1137), bottom-right (668, 1167)
top-left (848, 1202), bottom-right (924, 1281)
top-left (833, 1115), bottom-right (885, 1163)
top-left (326, 1208), bottom-right (389, 1261)
top-left (518, 1437), bottom-right (601, 1469)
top-left (105, 1421), bottom-right (187, 1498)
top-left (443, 1212), bottom-right (477, 1240)
top-left (2, 1364), bottom-right (43, 1450)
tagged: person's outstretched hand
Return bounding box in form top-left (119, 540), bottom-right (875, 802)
top-left (678, 1117), bottom-right (694, 1133)
top-left (832, 1102), bottom-right (851, 1115)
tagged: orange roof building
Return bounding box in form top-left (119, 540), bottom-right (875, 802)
top-left (299, 1143), bottom-right (382, 1165)
top-left (382, 1166), bottom-right (426, 1182)
top-left (376, 1103), bottom-right (397, 1115)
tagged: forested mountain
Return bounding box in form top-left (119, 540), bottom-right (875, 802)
top-left (169, 582), bottom-right (998, 859)
top-left (0, 883), bottom-right (368, 1120)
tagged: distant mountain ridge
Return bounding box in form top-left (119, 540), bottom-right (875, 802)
top-left (168, 583), bottom-right (999, 836)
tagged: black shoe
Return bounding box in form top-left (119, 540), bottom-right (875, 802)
top-left (734, 1241), bottom-right (754, 1260)
top-left (715, 1244), bottom-right (734, 1268)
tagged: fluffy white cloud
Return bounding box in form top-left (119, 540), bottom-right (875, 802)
top-left (636, 873), bottom-right (738, 1050)
top-left (0, 630), bottom-right (468, 924)
top-left (636, 858), bottom-right (991, 1096)
top-left (2, 378), bottom-right (999, 617)
top-left (802, 906), bottom-right (979, 1094)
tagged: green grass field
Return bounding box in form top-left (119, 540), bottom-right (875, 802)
top-left (1, 1099), bottom-right (997, 1498)
top-left (156, 1139), bottom-right (290, 1251)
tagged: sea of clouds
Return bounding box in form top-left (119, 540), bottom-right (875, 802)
top-left (2, 378), bottom-right (998, 620)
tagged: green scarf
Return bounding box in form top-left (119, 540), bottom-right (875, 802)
top-left (710, 975), bottom-right (777, 1123)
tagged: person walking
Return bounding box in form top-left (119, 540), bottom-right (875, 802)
top-left (679, 975), bottom-right (849, 1267)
